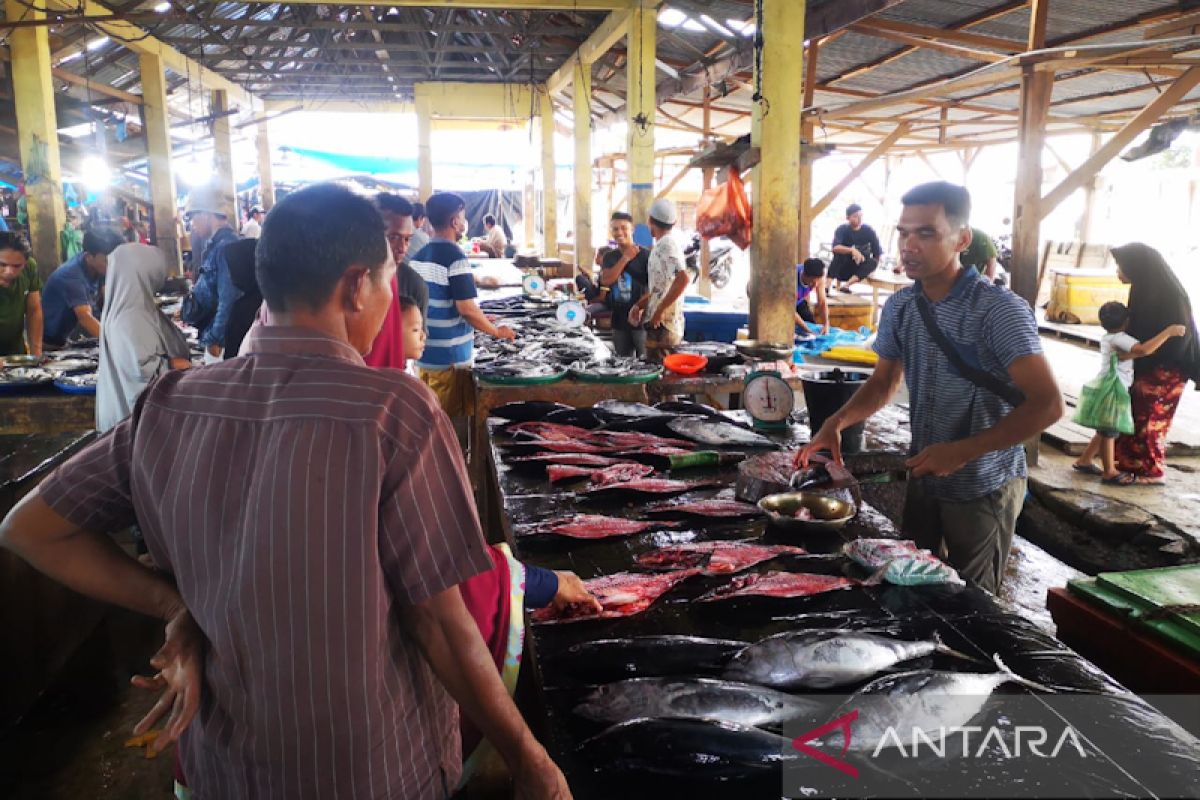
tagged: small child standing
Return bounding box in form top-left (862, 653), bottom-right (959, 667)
top-left (400, 296), bottom-right (427, 370)
top-left (1073, 301), bottom-right (1185, 480)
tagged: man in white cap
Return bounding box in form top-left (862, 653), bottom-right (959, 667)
top-left (182, 185), bottom-right (240, 360)
top-left (629, 197), bottom-right (689, 361)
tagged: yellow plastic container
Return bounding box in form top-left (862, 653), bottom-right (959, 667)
top-left (820, 347), bottom-right (879, 366)
top-left (1045, 270), bottom-right (1129, 325)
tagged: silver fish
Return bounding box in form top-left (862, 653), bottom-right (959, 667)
top-left (833, 656), bottom-right (1052, 752)
top-left (667, 416), bottom-right (776, 448)
top-left (575, 677), bottom-right (824, 728)
top-left (723, 630), bottom-right (975, 689)
top-left (595, 399), bottom-right (666, 418)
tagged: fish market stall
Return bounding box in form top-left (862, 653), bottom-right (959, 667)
top-left (0, 351), bottom-right (100, 435)
top-left (482, 404), bottom-right (1200, 798)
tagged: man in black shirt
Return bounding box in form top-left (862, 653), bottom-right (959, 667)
top-left (830, 203), bottom-right (883, 292)
top-left (599, 211), bottom-right (650, 358)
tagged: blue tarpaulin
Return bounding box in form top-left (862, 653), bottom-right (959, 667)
top-left (793, 322), bottom-right (872, 356)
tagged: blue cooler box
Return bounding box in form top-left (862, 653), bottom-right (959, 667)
top-left (683, 303), bottom-right (749, 343)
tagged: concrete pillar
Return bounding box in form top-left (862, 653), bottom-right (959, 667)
top-left (211, 90), bottom-right (238, 223)
top-left (573, 61), bottom-right (593, 269)
top-left (539, 90), bottom-right (558, 258)
top-left (139, 52), bottom-right (180, 274)
top-left (749, 0), bottom-right (804, 346)
top-left (625, 2), bottom-right (656, 224)
top-left (257, 120), bottom-right (275, 210)
top-left (7, 0), bottom-right (65, 275)
top-left (416, 94), bottom-right (433, 202)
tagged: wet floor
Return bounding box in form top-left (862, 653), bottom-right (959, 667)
top-left (1000, 534), bottom-right (1083, 634)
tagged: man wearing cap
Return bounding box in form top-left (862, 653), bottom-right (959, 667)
top-left (182, 186), bottom-right (240, 360)
top-left (241, 206), bottom-right (264, 239)
top-left (830, 203), bottom-right (883, 293)
top-left (629, 198), bottom-right (689, 362)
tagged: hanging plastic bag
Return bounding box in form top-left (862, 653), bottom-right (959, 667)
top-left (1072, 355), bottom-right (1134, 435)
top-left (697, 168), bottom-right (752, 248)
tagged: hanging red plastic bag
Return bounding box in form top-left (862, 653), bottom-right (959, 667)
top-left (697, 168), bottom-right (752, 248)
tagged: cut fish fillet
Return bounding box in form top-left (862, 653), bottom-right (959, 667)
top-left (537, 514), bottom-right (680, 540)
top-left (532, 570), bottom-right (700, 623)
top-left (636, 541), bottom-right (807, 576)
top-left (699, 571), bottom-right (856, 601)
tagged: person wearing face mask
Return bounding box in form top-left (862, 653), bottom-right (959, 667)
top-left (411, 192), bottom-right (515, 438)
top-left (796, 182), bottom-right (1063, 594)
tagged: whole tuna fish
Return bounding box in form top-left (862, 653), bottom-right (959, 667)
top-left (574, 677), bottom-right (825, 728)
top-left (831, 656), bottom-right (1052, 753)
top-left (724, 630), bottom-right (975, 689)
top-left (557, 636), bottom-right (746, 681)
top-left (580, 717), bottom-right (795, 778)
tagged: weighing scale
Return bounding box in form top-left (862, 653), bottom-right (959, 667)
top-left (556, 299), bottom-right (587, 328)
top-left (522, 273), bottom-right (546, 295)
top-left (731, 339), bottom-right (797, 430)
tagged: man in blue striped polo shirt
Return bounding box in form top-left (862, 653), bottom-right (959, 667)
top-left (799, 182), bottom-right (1063, 593)
top-left (411, 193), bottom-right (515, 439)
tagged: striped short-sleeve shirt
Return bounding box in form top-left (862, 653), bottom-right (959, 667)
top-left (874, 267), bottom-right (1042, 501)
top-left (38, 325), bottom-right (493, 799)
top-left (412, 239), bottom-right (477, 370)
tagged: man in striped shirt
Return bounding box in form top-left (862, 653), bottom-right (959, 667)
top-left (798, 182), bottom-right (1063, 593)
top-left (0, 183), bottom-right (570, 799)
top-left (412, 192), bottom-right (515, 439)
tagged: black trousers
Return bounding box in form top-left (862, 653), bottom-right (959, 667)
top-left (833, 255), bottom-right (878, 282)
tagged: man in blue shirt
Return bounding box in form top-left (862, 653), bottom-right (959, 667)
top-left (411, 192), bottom-right (515, 438)
top-left (181, 186), bottom-right (240, 360)
top-left (798, 182), bottom-right (1063, 593)
top-left (41, 228), bottom-right (120, 348)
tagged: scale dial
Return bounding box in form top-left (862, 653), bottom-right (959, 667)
top-left (522, 274), bottom-right (546, 295)
top-left (744, 371), bottom-right (795, 424)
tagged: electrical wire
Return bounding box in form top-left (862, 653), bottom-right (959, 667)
top-left (752, 0), bottom-right (769, 118)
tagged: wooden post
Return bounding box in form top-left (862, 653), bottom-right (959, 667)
top-left (749, 0), bottom-right (805, 347)
top-left (626, 2), bottom-right (656, 224)
top-left (211, 90), bottom-right (238, 223)
top-left (256, 120), bottom-right (275, 211)
top-left (139, 51), bottom-right (181, 274)
top-left (7, 0), bottom-right (64, 275)
top-left (699, 86), bottom-right (713, 299)
top-left (812, 124), bottom-right (911, 218)
top-left (539, 90), bottom-right (558, 258)
top-left (572, 62), bottom-right (592, 270)
top-left (1010, 0), bottom-right (1053, 306)
top-left (416, 94), bottom-right (433, 202)
top-left (798, 40), bottom-right (819, 261)
top-left (523, 170), bottom-right (536, 247)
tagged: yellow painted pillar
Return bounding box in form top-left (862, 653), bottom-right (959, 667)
top-left (523, 169), bottom-right (536, 248)
top-left (573, 61), bottom-right (593, 269)
top-left (211, 90), bottom-right (238, 222)
top-left (7, 0), bottom-right (65, 275)
top-left (749, 0), bottom-right (803, 346)
top-left (257, 120), bottom-right (275, 210)
top-left (539, 89), bottom-right (558, 258)
top-left (416, 94), bottom-right (433, 202)
top-left (625, 2), bottom-right (656, 224)
top-left (139, 52), bottom-right (181, 274)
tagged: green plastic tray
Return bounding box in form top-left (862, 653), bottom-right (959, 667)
top-left (1068, 577), bottom-right (1200, 659)
top-left (476, 369), bottom-right (568, 387)
top-left (1097, 564), bottom-right (1200, 637)
top-left (569, 366), bottom-right (663, 384)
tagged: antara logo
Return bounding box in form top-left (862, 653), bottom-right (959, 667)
top-left (791, 709), bottom-right (860, 778)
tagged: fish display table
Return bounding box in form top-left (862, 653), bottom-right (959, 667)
top-left (483, 412), bottom-right (1200, 799)
top-left (0, 431), bottom-right (104, 726)
top-left (0, 387), bottom-right (95, 436)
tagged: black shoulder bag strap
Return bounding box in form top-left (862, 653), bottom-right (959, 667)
top-left (914, 295), bottom-right (1026, 407)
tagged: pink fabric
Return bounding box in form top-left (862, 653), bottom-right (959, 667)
top-left (456, 545), bottom-right (512, 756)
top-left (362, 276), bottom-right (405, 368)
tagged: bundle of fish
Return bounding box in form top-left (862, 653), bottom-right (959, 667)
top-left (843, 538), bottom-right (965, 586)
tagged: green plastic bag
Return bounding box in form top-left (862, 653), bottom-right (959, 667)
top-left (1072, 355), bottom-right (1134, 435)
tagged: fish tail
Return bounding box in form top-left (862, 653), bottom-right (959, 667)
top-left (932, 632), bottom-right (988, 665)
top-left (992, 654), bottom-right (1053, 693)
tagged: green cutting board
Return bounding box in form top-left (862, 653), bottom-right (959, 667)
top-left (1095, 564), bottom-right (1200, 638)
top-left (1068, 577), bottom-right (1200, 659)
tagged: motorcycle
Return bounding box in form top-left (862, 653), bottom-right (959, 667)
top-left (684, 233), bottom-right (735, 290)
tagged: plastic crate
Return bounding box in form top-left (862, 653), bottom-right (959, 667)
top-left (683, 306), bottom-right (749, 343)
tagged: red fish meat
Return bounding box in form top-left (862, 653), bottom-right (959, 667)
top-left (507, 421), bottom-right (598, 441)
top-left (592, 431), bottom-right (695, 450)
top-left (644, 499), bottom-right (762, 518)
top-left (636, 541), bottom-right (808, 575)
top-left (532, 570), bottom-right (699, 623)
top-left (582, 478), bottom-right (721, 497)
top-left (546, 462), bottom-right (654, 484)
top-left (699, 571), bottom-right (856, 601)
top-left (538, 514), bottom-right (681, 540)
top-left (509, 453), bottom-right (629, 467)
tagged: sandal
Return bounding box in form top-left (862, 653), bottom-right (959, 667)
top-left (1072, 464), bottom-right (1103, 476)
top-left (1102, 472), bottom-right (1166, 486)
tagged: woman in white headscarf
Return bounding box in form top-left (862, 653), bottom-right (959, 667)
top-left (96, 243), bottom-right (191, 432)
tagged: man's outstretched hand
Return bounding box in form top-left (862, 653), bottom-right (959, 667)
top-left (131, 606), bottom-right (205, 755)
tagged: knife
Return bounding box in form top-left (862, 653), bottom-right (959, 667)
top-left (791, 463), bottom-right (908, 491)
